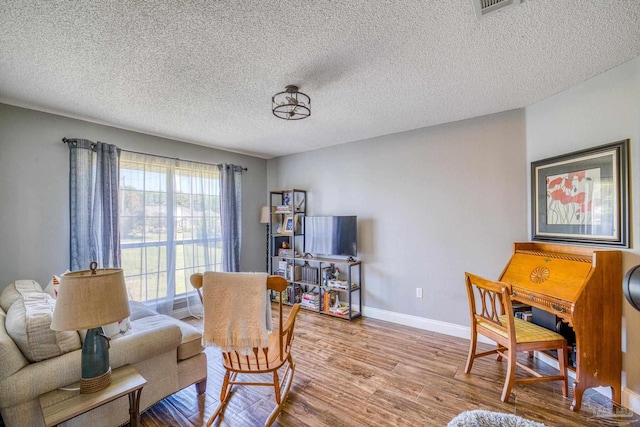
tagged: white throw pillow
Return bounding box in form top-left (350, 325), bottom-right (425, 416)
top-left (5, 290), bottom-right (81, 362)
top-left (101, 317), bottom-right (132, 339)
top-left (78, 317), bottom-right (132, 343)
top-left (43, 274), bottom-right (63, 298)
top-left (0, 280), bottom-right (43, 312)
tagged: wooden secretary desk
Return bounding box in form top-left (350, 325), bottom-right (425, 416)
top-left (498, 242), bottom-right (622, 412)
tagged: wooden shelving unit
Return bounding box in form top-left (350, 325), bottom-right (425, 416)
top-left (267, 189), bottom-right (362, 321)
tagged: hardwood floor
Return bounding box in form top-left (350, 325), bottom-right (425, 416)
top-left (139, 305), bottom-right (638, 426)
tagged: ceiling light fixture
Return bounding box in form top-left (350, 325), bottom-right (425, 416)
top-left (272, 85), bottom-right (310, 120)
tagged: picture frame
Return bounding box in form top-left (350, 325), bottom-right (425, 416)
top-left (282, 215), bottom-right (295, 235)
top-left (531, 139), bottom-right (629, 247)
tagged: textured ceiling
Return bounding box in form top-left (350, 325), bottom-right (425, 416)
top-left (1, 1), bottom-right (639, 159)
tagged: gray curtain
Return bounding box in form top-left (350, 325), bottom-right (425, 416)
top-left (218, 164), bottom-right (243, 272)
top-left (68, 139), bottom-right (120, 271)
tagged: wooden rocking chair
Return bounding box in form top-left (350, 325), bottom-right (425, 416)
top-left (190, 272), bottom-right (301, 427)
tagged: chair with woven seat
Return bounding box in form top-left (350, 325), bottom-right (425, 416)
top-left (464, 272), bottom-right (568, 403)
top-left (190, 272), bottom-right (301, 427)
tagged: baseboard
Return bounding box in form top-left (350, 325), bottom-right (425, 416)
top-left (361, 305), bottom-right (493, 344)
top-left (623, 387), bottom-right (640, 415)
top-left (535, 350), bottom-right (578, 381)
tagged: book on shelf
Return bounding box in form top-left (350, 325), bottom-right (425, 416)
top-left (327, 303), bottom-right (350, 315)
top-left (287, 285), bottom-right (302, 304)
top-left (288, 265), bottom-right (302, 281)
top-left (275, 205), bottom-right (291, 213)
top-left (322, 289), bottom-right (337, 311)
top-left (327, 280), bottom-right (358, 290)
top-left (300, 291), bottom-right (319, 309)
top-left (272, 291), bottom-right (283, 302)
top-left (301, 291), bottom-right (318, 300)
top-left (301, 265), bottom-right (318, 284)
top-left (277, 248), bottom-right (294, 257)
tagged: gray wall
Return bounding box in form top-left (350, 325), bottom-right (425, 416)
top-left (268, 109), bottom-right (528, 325)
top-left (526, 56), bottom-right (640, 395)
top-left (0, 104), bottom-right (267, 287)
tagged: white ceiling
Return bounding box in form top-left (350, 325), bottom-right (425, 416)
top-left (1, 1), bottom-right (639, 159)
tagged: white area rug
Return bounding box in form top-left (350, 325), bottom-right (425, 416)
top-left (447, 410), bottom-right (546, 427)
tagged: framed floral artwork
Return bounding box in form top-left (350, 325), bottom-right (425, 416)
top-left (531, 139), bottom-right (629, 247)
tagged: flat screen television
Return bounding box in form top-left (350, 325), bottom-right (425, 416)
top-left (304, 216), bottom-right (357, 257)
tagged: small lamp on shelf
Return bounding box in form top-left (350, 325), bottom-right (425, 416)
top-left (260, 205), bottom-right (270, 272)
top-left (51, 262), bottom-right (130, 393)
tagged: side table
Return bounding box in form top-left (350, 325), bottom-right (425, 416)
top-left (39, 364), bottom-right (147, 427)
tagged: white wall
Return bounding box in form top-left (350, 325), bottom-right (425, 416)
top-left (268, 109), bottom-right (527, 325)
top-left (526, 56), bottom-right (640, 393)
top-left (0, 104), bottom-right (267, 287)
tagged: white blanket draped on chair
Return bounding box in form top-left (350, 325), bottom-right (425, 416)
top-left (201, 272), bottom-right (272, 353)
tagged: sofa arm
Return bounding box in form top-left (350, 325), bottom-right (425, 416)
top-left (109, 323), bottom-right (181, 368)
top-left (0, 324), bottom-right (182, 408)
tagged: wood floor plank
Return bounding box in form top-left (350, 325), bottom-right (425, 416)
top-left (141, 399), bottom-right (196, 427)
top-left (139, 306), bottom-right (639, 426)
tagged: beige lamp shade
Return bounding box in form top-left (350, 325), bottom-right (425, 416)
top-left (260, 205), bottom-right (270, 224)
top-left (51, 267), bottom-right (130, 331)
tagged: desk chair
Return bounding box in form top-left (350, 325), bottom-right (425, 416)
top-left (191, 272), bottom-right (300, 427)
top-left (464, 272), bottom-right (568, 403)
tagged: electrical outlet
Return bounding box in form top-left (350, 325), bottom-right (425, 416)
top-left (416, 287), bottom-right (423, 298)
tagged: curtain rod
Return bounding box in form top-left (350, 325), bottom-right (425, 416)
top-left (62, 138), bottom-right (248, 171)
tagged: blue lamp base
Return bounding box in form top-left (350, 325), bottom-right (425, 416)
top-left (80, 327), bottom-right (111, 393)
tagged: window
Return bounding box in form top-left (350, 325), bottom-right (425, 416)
top-left (119, 151), bottom-right (222, 311)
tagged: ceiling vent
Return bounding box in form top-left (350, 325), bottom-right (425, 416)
top-left (473, 0), bottom-right (521, 18)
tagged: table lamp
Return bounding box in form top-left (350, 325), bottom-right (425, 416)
top-left (51, 262), bottom-right (130, 393)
